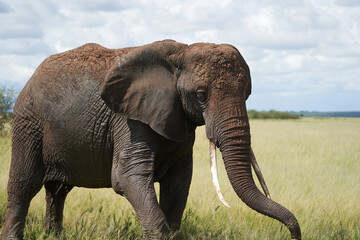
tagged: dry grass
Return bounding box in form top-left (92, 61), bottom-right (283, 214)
top-left (1, 118), bottom-right (359, 239)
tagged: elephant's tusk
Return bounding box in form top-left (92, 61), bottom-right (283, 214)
top-left (209, 141), bottom-right (230, 208)
top-left (251, 148), bottom-right (271, 199)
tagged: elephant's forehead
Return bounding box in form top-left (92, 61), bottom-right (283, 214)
top-left (185, 43), bottom-right (238, 63)
top-left (184, 45), bottom-right (248, 89)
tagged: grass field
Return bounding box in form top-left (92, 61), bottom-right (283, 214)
top-left (1, 118), bottom-right (359, 239)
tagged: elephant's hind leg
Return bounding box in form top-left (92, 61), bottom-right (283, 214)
top-left (44, 182), bottom-right (73, 234)
top-left (1, 119), bottom-right (44, 240)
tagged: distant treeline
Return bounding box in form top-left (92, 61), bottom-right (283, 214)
top-left (248, 110), bottom-right (360, 119)
top-left (291, 111), bottom-right (360, 118)
top-left (248, 110), bottom-right (300, 119)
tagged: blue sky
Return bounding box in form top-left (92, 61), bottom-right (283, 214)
top-left (0, 0), bottom-right (359, 111)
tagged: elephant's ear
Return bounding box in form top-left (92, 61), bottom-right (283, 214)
top-left (101, 41), bottom-right (188, 142)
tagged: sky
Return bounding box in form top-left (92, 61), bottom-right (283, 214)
top-left (0, 0), bottom-right (359, 111)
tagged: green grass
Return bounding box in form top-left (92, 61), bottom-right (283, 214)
top-left (1, 118), bottom-right (360, 239)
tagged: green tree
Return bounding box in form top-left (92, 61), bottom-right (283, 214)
top-left (0, 86), bottom-right (16, 134)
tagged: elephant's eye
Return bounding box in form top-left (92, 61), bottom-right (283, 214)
top-left (196, 89), bottom-right (207, 102)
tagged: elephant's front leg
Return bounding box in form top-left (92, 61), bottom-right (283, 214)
top-left (112, 130), bottom-right (170, 239)
top-left (159, 151), bottom-right (193, 233)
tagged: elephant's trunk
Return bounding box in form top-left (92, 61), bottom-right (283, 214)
top-left (210, 103), bottom-right (301, 240)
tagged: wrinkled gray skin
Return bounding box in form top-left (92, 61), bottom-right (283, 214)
top-left (0, 40), bottom-right (301, 239)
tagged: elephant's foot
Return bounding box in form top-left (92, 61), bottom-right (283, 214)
top-left (142, 223), bottom-right (173, 240)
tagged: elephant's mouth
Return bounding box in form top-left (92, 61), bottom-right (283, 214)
top-left (208, 140), bottom-right (271, 207)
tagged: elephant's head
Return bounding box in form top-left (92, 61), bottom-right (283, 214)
top-left (101, 40), bottom-right (301, 239)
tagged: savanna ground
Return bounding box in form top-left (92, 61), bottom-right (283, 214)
top-left (0, 118), bottom-right (359, 239)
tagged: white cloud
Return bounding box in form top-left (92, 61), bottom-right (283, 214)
top-left (0, 0), bottom-right (359, 111)
top-left (284, 55), bottom-right (304, 71)
top-left (0, 24), bottom-right (43, 39)
top-left (0, 1), bottom-right (12, 13)
top-left (335, 0), bottom-right (360, 7)
top-left (0, 54), bottom-right (44, 86)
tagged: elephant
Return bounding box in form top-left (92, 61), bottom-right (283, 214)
top-left (0, 40), bottom-right (301, 239)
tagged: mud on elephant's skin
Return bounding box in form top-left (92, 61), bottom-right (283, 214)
top-left (0, 40), bottom-right (301, 239)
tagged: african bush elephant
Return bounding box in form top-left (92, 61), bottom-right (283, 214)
top-left (0, 40), bottom-right (301, 239)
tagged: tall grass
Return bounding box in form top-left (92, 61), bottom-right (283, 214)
top-left (1, 118), bottom-right (359, 239)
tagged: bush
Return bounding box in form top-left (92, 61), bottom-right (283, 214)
top-left (0, 86), bottom-right (16, 134)
top-left (248, 109), bottom-right (300, 119)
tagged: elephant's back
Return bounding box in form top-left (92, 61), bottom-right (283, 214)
top-left (33, 43), bottom-right (133, 87)
top-left (14, 44), bottom-right (134, 119)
